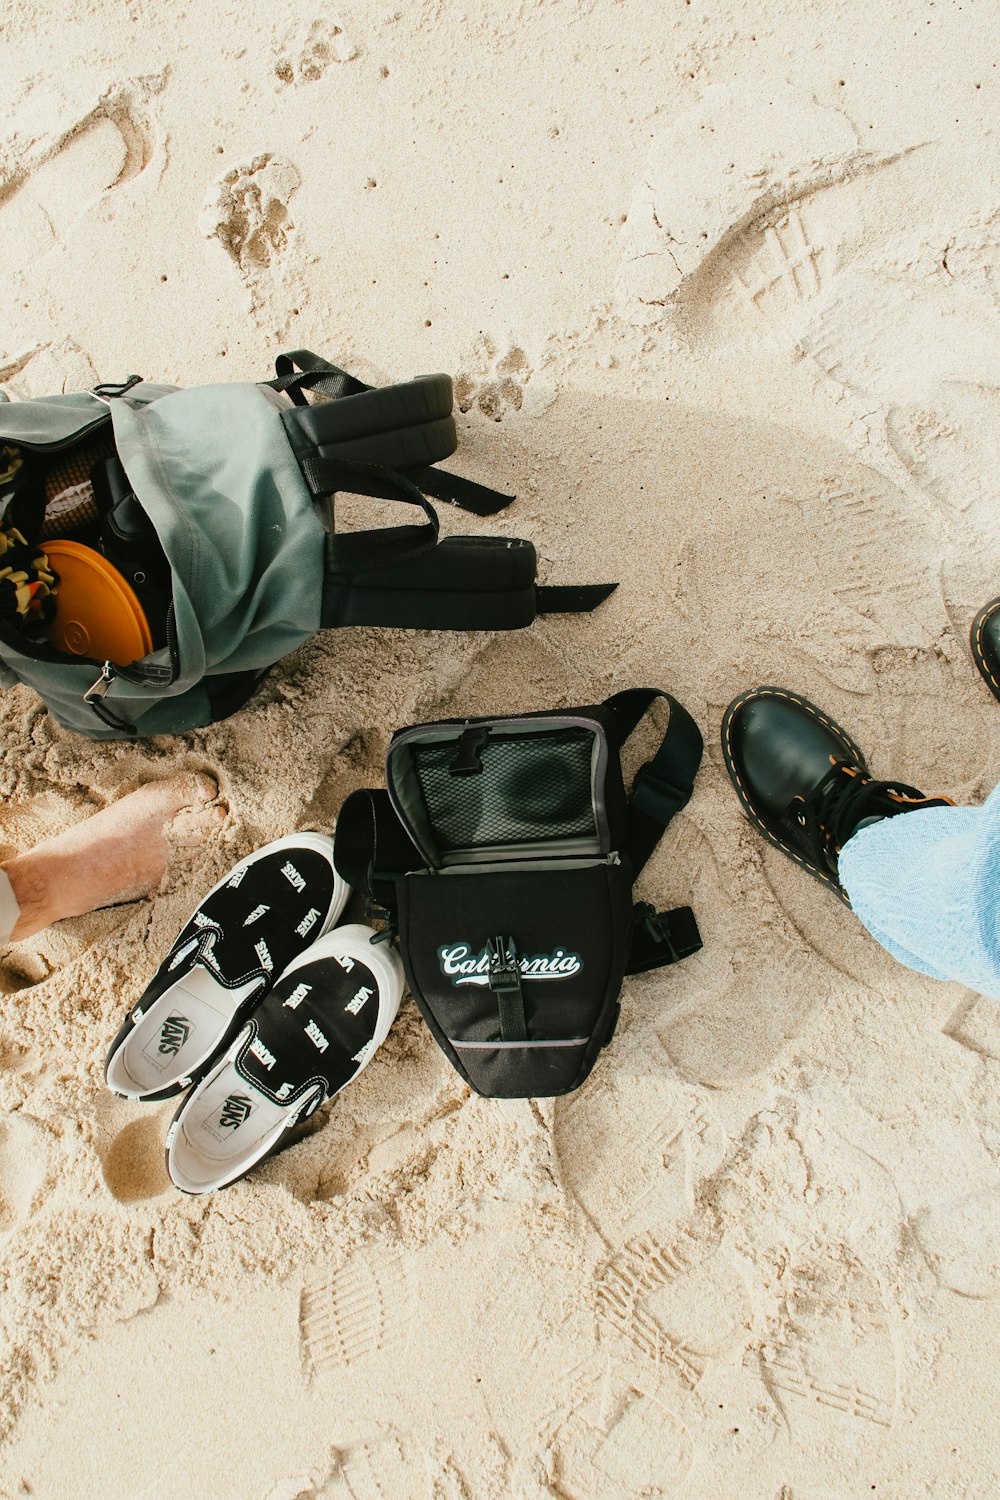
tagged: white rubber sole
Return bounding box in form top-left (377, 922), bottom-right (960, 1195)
top-left (106, 832), bottom-right (349, 1100)
top-left (165, 925), bottom-right (403, 1195)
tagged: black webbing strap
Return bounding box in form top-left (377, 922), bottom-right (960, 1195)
top-left (536, 583), bottom-right (619, 614)
top-left (627, 903), bottom-right (702, 974)
top-left (268, 350), bottom-right (367, 406)
top-left (600, 687), bottom-right (704, 976)
top-left (603, 688), bottom-right (703, 876)
top-left (270, 351), bottom-right (516, 516)
top-left (488, 936), bottom-right (528, 1041)
top-left (303, 455), bottom-right (440, 573)
top-left (411, 464), bottom-right (515, 517)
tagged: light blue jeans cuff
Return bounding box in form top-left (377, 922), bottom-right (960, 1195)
top-left (838, 782), bottom-right (1000, 999)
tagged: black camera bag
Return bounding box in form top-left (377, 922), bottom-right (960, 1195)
top-left (334, 689), bottom-right (704, 1098)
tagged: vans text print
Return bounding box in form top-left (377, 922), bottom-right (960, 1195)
top-left (243, 903), bottom-right (270, 926)
top-left (255, 939), bottom-right (274, 973)
top-left (158, 1014), bottom-right (192, 1056)
top-left (295, 907), bottom-right (321, 938)
top-left (250, 1036), bottom-right (277, 1070)
top-left (282, 982), bottom-right (312, 1010)
top-left (345, 985), bottom-right (374, 1015)
top-left (305, 1019), bottom-right (329, 1053)
top-left (219, 1093), bottom-right (252, 1129)
top-left (281, 861), bottom-right (307, 893)
top-left (438, 943), bottom-right (583, 986)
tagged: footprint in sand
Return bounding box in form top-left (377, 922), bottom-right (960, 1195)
top-left (552, 1072), bottom-right (726, 1242)
top-left (913, 1185), bottom-right (1000, 1300)
top-left (752, 1254), bottom-right (898, 1432)
top-left (0, 1110), bottom-right (49, 1232)
top-left (455, 338), bottom-right (535, 422)
top-left (547, 1367), bottom-right (694, 1499)
top-left (682, 469), bottom-right (947, 698)
top-left (201, 153), bottom-right (303, 313)
top-left (617, 80), bottom-right (858, 321)
top-left (299, 1251), bottom-right (417, 1375)
top-left (273, 18), bottom-right (360, 85)
top-left (0, 84), bottom-right (155, 266)
top-left (329, 1432), bottom-right (426, 1498)
top-left (621, 83), bottom-right (1000, 550)
top-left (592, 1214), bottom-right (748, 1390)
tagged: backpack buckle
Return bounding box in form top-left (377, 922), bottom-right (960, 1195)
top-left (487, 935), bottom-right (528, 1042)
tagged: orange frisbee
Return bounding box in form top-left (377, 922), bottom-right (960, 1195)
top-left (45, 539), bottom-right (153, 666)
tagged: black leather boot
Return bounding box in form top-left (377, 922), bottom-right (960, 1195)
top-left (721, 686), bottom-right (952, 903)
top-left (970, 598), bottom-right (1000, 702)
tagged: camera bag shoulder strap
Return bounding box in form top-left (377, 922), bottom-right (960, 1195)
top-left (601, 688), bottom-right (705, 975)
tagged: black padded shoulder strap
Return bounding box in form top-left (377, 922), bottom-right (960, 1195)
top-left (333, 788), bottom-right (422, 915)
top-left (270, 350), bottom-right (516, 517)
top-left (602, 688), bottom-right (703, 874)
top-left (304, 455), bottom-right (441, 576)
top-left (601, 688), bottom-right (704, 977)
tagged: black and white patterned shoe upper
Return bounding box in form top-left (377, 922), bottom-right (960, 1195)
top-left (138, 844), bottom-right (339, 1018)
top-left (228, 946), bottom-right (385, 1117)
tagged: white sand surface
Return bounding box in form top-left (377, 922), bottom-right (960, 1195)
top-left (2, 2), bottom-right (1000, 1496)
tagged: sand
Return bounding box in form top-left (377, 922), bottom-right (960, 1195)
top-left (1, 2), bottom-right (1000, 1496)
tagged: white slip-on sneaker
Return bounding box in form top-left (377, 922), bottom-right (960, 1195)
top-left (105, 833), bottom-right (349, 1102)
top-left (164, 924), bottom-right (403, 1195)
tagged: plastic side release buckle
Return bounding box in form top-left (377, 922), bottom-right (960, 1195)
top-left (451, 725), bottom-right (491, 776)
top-left (487, 934), bottom-right (522, 994)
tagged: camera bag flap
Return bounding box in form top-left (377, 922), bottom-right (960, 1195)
top-left (334, 689), bottom-right (704, 1098)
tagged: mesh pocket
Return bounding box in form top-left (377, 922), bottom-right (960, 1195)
top-left (410, 728), bottom-right (596, 851)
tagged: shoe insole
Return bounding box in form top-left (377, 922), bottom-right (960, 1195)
top-left (111, 967), bottom-right (260, 1094)
top-left (169, 1062), bottom-right (289, 1192)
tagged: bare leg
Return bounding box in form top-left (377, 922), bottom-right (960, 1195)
top-left (2, 773), bottom-right (224, 941)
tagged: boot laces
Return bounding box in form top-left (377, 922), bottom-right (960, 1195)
top-left (791, 760), bottom-right (929, 871)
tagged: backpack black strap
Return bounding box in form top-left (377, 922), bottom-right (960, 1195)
top-left (303, 455), bottom-right (441, 576)
top-left (268, 350), bottom-right (367, 405)
top-left (536, 583), bottom-right (618, 614)
top-left (602, 688), bottom-right (704, 975)
top-left (270, 351), bottom-right (515, 517)
top-left (603, 687), bottom-right (703, 873)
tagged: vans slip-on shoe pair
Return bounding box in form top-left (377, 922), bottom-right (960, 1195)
top-left (105, 833), bottom-right (349, 1101)
top-left (104, 833), bottom-right (402, 1194)
top-left (165, 925), bottom-right (402, 1194)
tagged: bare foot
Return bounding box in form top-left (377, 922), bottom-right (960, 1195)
top-left (2, 773), bottom-right (225, 941)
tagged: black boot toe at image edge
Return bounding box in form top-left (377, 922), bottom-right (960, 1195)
top-left (970, 597), bottom-right (1000, 702)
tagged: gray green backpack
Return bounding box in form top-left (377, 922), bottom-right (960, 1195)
top-left (0, 351), bottom-right (615, 739)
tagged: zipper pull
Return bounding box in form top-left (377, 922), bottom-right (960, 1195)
top-left (83, 662), bottom-right (138, 735)
top-left (84, 661), bottom-right (117, 704)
